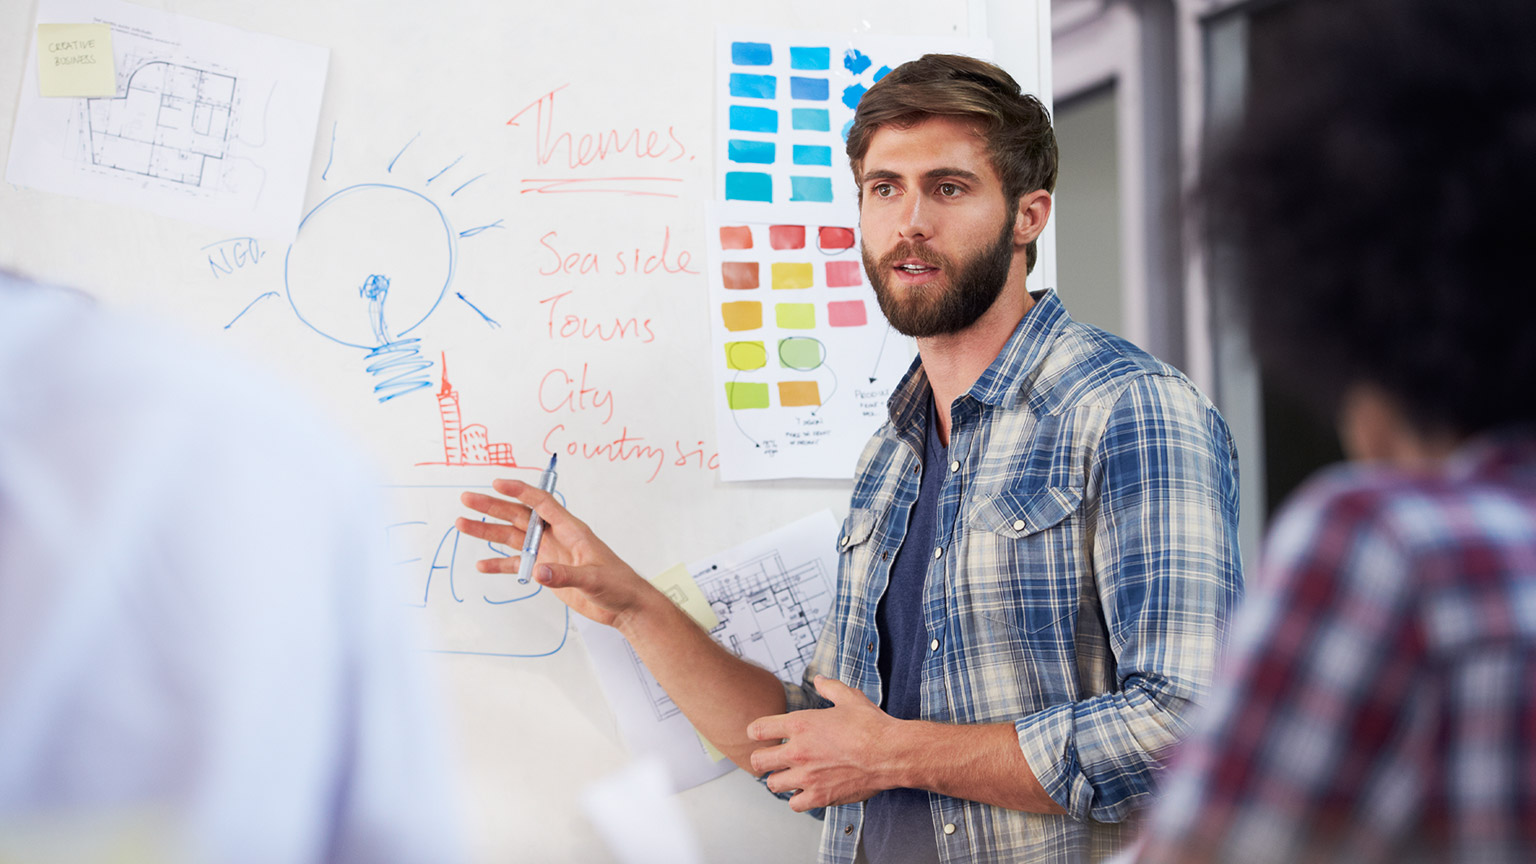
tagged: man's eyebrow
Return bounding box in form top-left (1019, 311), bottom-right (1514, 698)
top-left (859, 167), bottom-right (984, 184)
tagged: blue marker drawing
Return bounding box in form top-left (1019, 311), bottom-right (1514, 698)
top-left (321, 121), bottom-right (337, 181)
top-left (285, 183), bottom-right (450, 403)
top-left (456, 292), bottom-right (500, 328)
top-left (459, 219), bottom-right (504, 238)
top-left (450, 172), bottom-right (487, 196)
top-left (427, 154), bottom-right (465, 185)
top-left (790, 46), bottom-right (830, 70)
top-left (842, 82), bottom-right (868, 110)
top-left (388, 131), bottom-right (419, 172)
top-left (224, 291), bottom-right (278, 329)
top-left (731, 41), bottom-right (773, 66)
top-left (874, 65), bottom-right (893, 82)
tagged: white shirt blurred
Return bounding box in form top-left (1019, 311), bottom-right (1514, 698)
top-left (0, 274), bottom-right (465, 864)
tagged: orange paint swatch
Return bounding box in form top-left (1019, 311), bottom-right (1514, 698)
top-left (721, 301), bottom-right (763, 331)
top-left (778, 380), bottom-right (822, 407)
top-left (719, 226), bottom-right (754, 249)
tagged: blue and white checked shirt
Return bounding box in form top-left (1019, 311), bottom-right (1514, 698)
top-left (784, 291), bottom-right (1243, 863)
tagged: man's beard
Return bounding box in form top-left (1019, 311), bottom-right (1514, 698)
top-left (862, 215), bottom-right (1016, 338)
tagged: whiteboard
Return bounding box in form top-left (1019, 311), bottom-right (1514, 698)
top-left (0, 1), bottom-right (1052, 860)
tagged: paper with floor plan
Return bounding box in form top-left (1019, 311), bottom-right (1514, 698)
top-left (7, 0), bottom-right (327, 240)
top-left (576, 510), bottom-right (840, 791)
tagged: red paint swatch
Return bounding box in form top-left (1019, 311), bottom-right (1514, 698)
top-left (719, 226), bottom-right (754, 249)
top-left (722, 261), bottom-right (760, 291)
top-left (818, 226), bottom-right (856, 251)
top-left (769, 225), bottom-right (806, 250)
top-left (827, 299), bottom-right (867, 327)
top-left (826, 260), bottom-right (862, 287)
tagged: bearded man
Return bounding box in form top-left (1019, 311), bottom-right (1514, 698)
top-left (460, 54), bottom-right (1242, 864)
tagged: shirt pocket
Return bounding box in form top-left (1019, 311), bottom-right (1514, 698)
top-left (965, 484), bottom-right (1085, 636)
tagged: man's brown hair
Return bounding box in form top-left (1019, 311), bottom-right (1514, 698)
top-left (846, 54), bottom-right (1058, 273)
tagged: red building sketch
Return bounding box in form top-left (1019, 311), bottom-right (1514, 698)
top-left (418, 352), bottom-right (518, 467)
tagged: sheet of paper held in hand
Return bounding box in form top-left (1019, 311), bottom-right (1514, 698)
top-left (577, 509), bottom-right (840, 790)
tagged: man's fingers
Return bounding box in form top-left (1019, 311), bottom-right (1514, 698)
top-left (460, 490), bottom-right (530, 528)
top-left (493, 477), bottom-right (590, 537)
top-left (746, 713), bottom-right (792, 743)
top-left (749, 742), bottom-right (793, 776)
top-left (812, 674), bottom-right (865, 705)
top-left (454, 515), bottom-right (523, 546)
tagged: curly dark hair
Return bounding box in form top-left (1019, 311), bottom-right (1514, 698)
top-left (1204, 0), bottom-right (1536, 437)
top-left (845, 54), bottom-right (1058, 274)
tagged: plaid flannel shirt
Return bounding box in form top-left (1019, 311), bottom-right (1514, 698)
top-left (783, 291), bottom-right (1243, 863)
top-left (1136, 432), bottom-right (1536, 864)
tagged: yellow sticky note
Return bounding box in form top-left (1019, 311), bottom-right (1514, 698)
top-left (696, 728), bottom-right (728, 762)
top-left (649, 564), bottom-right (719, 631)
top-left (37, 23), bottom-right (116, 98)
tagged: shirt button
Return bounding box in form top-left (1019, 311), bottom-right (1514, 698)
top-left (844, 824), bottom-right (855, 835)
top-left (930, 638), bottom-right (940, 651)
top-left (943, 823), bottom-right (956, 835)
top-left (866, 641), bottom-right (875, 652)
top-left (933, 546), bottom-right (943, 559)
top-left (840, 535), bottom-right (850, 547)
top-left (949, 460), bottom-right (960, 473)
top-left (1013, 519), bottom-right (1026, 531)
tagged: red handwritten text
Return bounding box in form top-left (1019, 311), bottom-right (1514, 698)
top-left (538, 228), bottom-right (697, 277)
top-left (538, 291), bottom-right (656, 343)
top-left (539, 364), bottom-right (615, 424)
top-left (508, 85), bottom-right (689, 168)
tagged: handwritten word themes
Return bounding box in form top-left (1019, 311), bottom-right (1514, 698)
top-left (508, 85), bottom-right (690, 169)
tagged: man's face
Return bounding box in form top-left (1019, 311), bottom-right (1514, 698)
top-left (857, 116), bottom-right (1019, 338)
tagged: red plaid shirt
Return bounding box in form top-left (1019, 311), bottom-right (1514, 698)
top-left (1135, 431), bottom-right (1536, 864)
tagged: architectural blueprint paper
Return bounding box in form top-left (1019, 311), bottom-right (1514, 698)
top-left (7, 0), bottom-right (327, 240)
top-left (576, 510), bottom-right (840, 791)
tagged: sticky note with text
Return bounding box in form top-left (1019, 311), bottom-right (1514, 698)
top-left (648, 564), bottom-right (719, 631)
top-left (37, 23), bottom-right (115, 98)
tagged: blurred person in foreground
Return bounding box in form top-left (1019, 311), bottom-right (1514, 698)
top-left (0, 272), bottom-right (464, 863)
top-left (1133, 0), bottom-right (1536, 861)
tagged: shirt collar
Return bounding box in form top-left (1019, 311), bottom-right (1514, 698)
top-left (885, 289), bottom-right (1068, 432)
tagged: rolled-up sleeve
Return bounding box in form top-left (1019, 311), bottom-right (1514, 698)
top-left (1017, 373), bottom-right (1243, 822)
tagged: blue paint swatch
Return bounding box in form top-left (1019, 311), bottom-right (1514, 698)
top-left (874, 65), bottom-right (893, 82)
top-left (789, 176), bottom-right (834, 202)
top-left (790, 77), bottom-right (829, 101)
top-left (792, 108), bottom-right (830, 131)
top-left (844, 48), bottom-right (872, 75)
top-left (726, 172), bottom-right (774, 202)
top-left (730, 73), bottom-right (777, 100)
top-left (793, 145), bottom-right (832, 166)
top-left (790, 46), bottom-right (831, 70)
top-left (728, 139), bottom-right (777, 164)
top-left (732, 42), bottom-right (773, 66)
top-left (842, 83), bottom-right (867, 109)
top-left (730, 105), bottom-right (778, 133)
top-left (841, 118), bottom-right (855, 141)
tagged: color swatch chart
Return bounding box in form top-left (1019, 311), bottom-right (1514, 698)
top-left (704, 209), bottom-right (913, 481)
top-left (713, 29), bottom-right (990, 213)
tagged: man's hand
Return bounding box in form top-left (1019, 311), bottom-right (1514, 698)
top-left (747, 675), bottom-right (902, 813)
top-left (457, 478), bottom-right (653, 630)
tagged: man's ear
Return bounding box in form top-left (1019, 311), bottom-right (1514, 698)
top-left (1014, 190), bottom-right (1052, 247)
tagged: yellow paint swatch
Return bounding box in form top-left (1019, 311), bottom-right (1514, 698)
top-left (776, 303), bottom-right (816, 329)
top-left (725, 381), bottom-right (770, 409)
top-left (37, 23), bottom-right (115, 97)
top-left (649, 563), bottom-right (719, 630)
top-left (778, 380), bottom-right (822, 407)
top-left (771, 262), bottom-right (814, 290)
top-left (725, 341), bottom-right (767, 370)
top-left (721, 301), bottom-right (762, 332)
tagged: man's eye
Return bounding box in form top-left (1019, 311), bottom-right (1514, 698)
top-left (938, 183), bottom-right (961, 197)
top-left (872, 183), bottom-right (895, 197)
